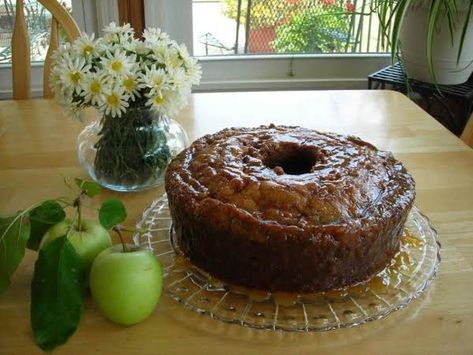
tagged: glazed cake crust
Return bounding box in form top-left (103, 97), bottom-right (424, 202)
top-left (165, 125), bottom-right (415, 292)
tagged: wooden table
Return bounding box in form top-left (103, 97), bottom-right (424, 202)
top-left (1, 91), bottom-right (472, 354)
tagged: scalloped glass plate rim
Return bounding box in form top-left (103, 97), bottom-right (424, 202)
top-left (134, 194), bottom-right (441, 332)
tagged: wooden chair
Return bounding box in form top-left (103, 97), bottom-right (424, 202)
top-left (11, 0), bottom-right (80, 99)
top-left (461, 114), bottom-right (473, 148)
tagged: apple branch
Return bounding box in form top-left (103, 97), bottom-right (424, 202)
top-left (72, 192), bottom-right (86, 231)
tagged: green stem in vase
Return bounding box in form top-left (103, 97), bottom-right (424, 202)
top-left (93, 108), bottom-right (171, 186)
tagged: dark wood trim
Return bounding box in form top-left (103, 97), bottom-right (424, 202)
top-left (117, 0), bottom-right (145, 38)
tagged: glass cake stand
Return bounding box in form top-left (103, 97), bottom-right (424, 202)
top-left (134, 194), bottom-right (441, 332)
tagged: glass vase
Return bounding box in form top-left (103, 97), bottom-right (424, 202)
top-left (78, 107), bottom-right (188, 192)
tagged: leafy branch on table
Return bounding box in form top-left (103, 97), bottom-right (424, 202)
top-left (0, 177), bottom-right (141, 351)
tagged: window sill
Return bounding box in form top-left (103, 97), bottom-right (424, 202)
top-left (0, 54), bottom-right (391, 99)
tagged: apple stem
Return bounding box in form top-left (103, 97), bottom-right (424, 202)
top-left (113, 226), bottom-right (128, 253)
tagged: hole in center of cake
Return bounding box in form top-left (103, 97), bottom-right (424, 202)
top-left (263, 146), bottom-right (318, 175)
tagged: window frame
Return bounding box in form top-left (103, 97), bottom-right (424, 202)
top-left (0, 0), bottom-right (118, 99)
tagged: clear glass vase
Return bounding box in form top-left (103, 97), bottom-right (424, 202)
top-left (78, 107), bottom-right (188, 192)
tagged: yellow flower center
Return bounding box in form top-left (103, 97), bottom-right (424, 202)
top-left (111, 60), bottom-right (123, 72)
top-left (107, 94), bottom-right (119, 106)
top-left (90, 81), bottom-right (101, 94)
top-left (123, 78), bottom-right (135, 91)
top-left (83, 45), bottom-right (94, 55)
top-left (153, 76), bottom-right (162, 86)
top-left (169, 54), bottom-right (181, 68)
top-left (69, 71), bottom-right (81, 84)
top-left (153, 95), bottom-right (164, 105)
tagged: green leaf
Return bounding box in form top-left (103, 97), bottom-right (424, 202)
top-left (99, 199), bottom-right (127, 230)
top-left (390, 0), bottom-right (411, 64)
top-left (31, 236), bottom-right (86, 351)
top-left (426, 0), bottom-right (442, 85)
top-left (28, 200), bottom-right (66, 251)
top-left (74, 178), bottom-right (101, 198)
top-left (0, 213), bottom-right (30, 294)
top-left (457, 0), bottom-right (473, 65)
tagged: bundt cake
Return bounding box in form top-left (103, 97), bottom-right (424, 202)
top-left (165, 125), bottom-right (415, 292)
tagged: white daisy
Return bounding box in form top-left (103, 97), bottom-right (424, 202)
top-left (59, 95), bottom-right (83, 120)
top-left (143, 28), bottom-right (170, 44)
top-left (169, 67), bottom-right (188, 89)
top-left (59, 57), bottom-right (91, 94)
top-left (177, 43), bottom-right (190, 58)
top-left (51, 23), bottom-right (200, 120)
top-left (164, 45), bottom-right (184, 70)
top-left (185, 59), bottom-right (202, 85)
top-left (146, 88), bottom-right (178, 116)
top-left (134, 41), bottom-right (151, 56)
top-left (103, 22), bottom-right (134, 44)
top-left (122, 37), bottom-right (139, 53)
top-left (52, 42), bottom-right (72, 62)
top-left (50, 63), bottom-right (64, 89)
top-left (73, 33), bottom-right (101, 58)
top-left (100, 86), bottom-right (130, 118)
top-left (141, 65), bottom-right (170, 93)
top-left (81, 72), bottom-right (107, 105)
top-left (147, 40), bottom-right (170, 64)
top-left (121, 72), bottom-right (143, 101)
top-left (137, 55), bottom-right (153, 72)
top-left (101, 48), bottom-right (135, 77)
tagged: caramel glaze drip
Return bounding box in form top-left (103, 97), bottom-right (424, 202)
top-left (326, 230), bottom-right (423, 299)
top-left (171, 231), bottom-right (424, 304)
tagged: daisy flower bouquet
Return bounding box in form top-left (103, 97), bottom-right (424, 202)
top-left (51, 23), bottom-right (201, 191)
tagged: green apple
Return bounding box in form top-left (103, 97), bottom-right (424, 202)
top-left (41, 219), bottom-right (112, 271)
top-left (89, 244), bottom-right (163, 326)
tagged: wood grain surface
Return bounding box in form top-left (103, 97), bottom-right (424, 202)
top-left (0, 90), bottom-right (472, 354)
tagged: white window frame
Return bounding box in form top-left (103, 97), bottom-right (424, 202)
top-left (144, 0), bottom-right (391, 92)
top-left (0, 0), bottom-right (119, 99)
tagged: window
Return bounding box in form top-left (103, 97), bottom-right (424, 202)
top-left (0, 0), bottom-right (72, 64)
top-left (145, 0), bottom-right (391, 91)
top-left (193, 0), bottom-right (390, 57)
top-left (0, 0), bottom-right (392, 97)
top-left (0, 0), bottom-right (116, 98)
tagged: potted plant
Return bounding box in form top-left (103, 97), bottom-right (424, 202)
top-left (374, 0), bottom-right (473, 84)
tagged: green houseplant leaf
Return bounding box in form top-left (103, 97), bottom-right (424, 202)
top-left (99, 199), bottom-right (127, 230)
top-left (28, 200), bottom-right (66, 251)
top-left (457, 0), bottom-right (473, 64)
top-left (0, 213), bottom-right (30, 294)
top-left (426, 0), bottom-right (443, 84)
top-left (390, 0), bottom-right (412, 63)
top-left (31, 236), bottom-right (86, 351)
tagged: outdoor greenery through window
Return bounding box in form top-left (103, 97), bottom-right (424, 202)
top-left (0, 0), bottom-right (71, 63)
top-left (193, 0), bottom-right (391, 56)
top-left (0, 0), bottom-right (392, 63)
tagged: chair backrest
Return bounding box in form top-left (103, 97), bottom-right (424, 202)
top-left (461, 114), bottom-right (473, 148)
top-left (11, 0), bottom-right (80, 99)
